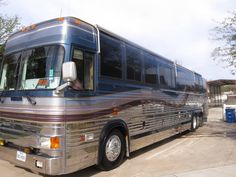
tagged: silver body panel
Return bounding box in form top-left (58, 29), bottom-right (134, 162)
top-left (0, 89), bottom-right (205, 175)
top-left (62, 89), bottom-right (204, 174)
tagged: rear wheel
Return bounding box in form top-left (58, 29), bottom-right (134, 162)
top-left (199, 116), bottom-right (204, 127)
top-left (196, 116), bottom-right (200, 128)
top-left (99, 129), bottom-right (125, 170)
top-left (191, 116), bottom-right (197, 132)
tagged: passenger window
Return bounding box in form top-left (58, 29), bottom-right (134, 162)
top-left (202, 79), bottom-right (207, 93)
top-left (194, 74), bottom-right (203, 93)
top-left (159, 65), bottom-right (173, 89)
top-left (176, 67), bottom-right (195, 92)
top-left (126, 45), bottom-right (142, 82)
top-left (100, 34), bottom-right (122, 78)
top-left (194, 74), bottom-right (201, 93)
top-left (144, 54), bottom-right (157, 84)
top-left (72, 49), bottom-right (94, 90)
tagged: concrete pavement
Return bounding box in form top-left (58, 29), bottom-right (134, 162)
top-left (162, 164), bottom-right (236, 177)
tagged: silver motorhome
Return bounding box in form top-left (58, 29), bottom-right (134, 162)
top-left (0, 17), bottom-right (207, 175)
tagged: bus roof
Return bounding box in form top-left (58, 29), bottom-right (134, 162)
top-left (6, 16), bottom-right (202, 77)
top-left (5, 17), bottom-right (97, 55)
top-left (8, 16), bottom-right (95, 39)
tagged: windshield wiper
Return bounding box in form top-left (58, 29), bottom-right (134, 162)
top-left (26, 95), bottom-right (36, 105)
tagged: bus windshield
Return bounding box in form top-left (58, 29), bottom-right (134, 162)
top-left (0, 45), bottom-right (64, 91)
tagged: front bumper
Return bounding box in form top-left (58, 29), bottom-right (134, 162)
top-left (0, 146), bottom-right (64, 175)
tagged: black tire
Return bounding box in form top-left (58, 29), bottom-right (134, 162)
top-left (196, 116), bottom-right (200, 129)
top-left (199, 116), bottom-right (204, 127)
top-left (191, 116), bottom-right (197, 132)
top-left (99, 129), bottom-right (125, 171)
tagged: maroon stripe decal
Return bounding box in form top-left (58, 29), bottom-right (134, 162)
top-left (0, 96), bottom-right (190, 122)
top-left (0, 112), bottom-right (65, 122)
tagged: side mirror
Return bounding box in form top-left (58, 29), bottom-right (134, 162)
top-left (62, 62), bottom-right (77, 82)
top-left (55, 62), bottom-right (77, 94)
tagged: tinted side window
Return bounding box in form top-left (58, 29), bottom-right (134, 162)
top-left (126, 45), bottom-right (142, 82)
top-left (194, 74), bottom-right (203, 93)
top-left (202, 79), bottom-right (207, 93)
top-left (144, 54), bottom-right (157, 84)
top-left (176, 68), bottom-right (184, 91)
top-left (159, 64), bottom-right (174, 88)
top-left (198, 76), bottom-right (203, 93)
top-left (72, 49), bottom-right (94, 90)
top-left (176, 67), bottom-right (194, 91)
top-left (100, 34), bottom-right (122, 78)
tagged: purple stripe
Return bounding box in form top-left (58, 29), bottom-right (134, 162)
top-left (0, 97), bottom-right (190, 122)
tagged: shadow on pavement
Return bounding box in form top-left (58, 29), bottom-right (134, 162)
top-left (45, 165), bottom-right (101, 177)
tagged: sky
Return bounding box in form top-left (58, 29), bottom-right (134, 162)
top-left (1, 0), bottom-right (236, 81)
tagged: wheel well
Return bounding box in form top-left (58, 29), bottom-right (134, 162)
top-left (115, 126), bottom-right (127, 137)
top-left (193, 111), bottom-right (203, 117)
top-left (199, 112), bottom-right (203, 117)
top-left (97, 119), bottom-right (130, 166)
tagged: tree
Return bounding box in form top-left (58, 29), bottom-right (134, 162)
top-left (211, 12), bottom-right (236, 75)
top-left (0, 0), bottom-right (20, 56)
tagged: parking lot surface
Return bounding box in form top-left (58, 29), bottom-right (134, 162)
top-left (1, 108), bottom-right (236, 177)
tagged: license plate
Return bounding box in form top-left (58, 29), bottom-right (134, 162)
top-left (16, 151), bottom-right (26, 162)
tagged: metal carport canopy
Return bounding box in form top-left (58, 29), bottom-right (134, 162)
top-left (207, 79), bottom-right (236, 86)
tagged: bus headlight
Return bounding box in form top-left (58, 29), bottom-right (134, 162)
top-left (39, 136), bottom-right (60, 149)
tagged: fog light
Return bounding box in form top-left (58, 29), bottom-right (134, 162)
top-left (0, 140), bottom-right (5, 146)
top-left (24, 147), bottom-right (31, 154)
top-left (35, 160), bottom-right (43, 168)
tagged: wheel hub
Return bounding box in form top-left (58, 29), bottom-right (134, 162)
top-left (105, 135), bottom-right (121, 162)
top-left (193, 117), bottom-right (197, 129)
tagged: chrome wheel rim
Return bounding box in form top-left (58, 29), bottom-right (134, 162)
top-left (193, 117), bottom-right (197, 129)
top-left (105, 135), bottom-right (121, 162)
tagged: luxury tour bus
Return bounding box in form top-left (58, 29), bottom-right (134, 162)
top-left (0, 17), bottom-right (208, 175)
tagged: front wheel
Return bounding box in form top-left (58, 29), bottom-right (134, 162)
top-left (99, 129), bottom-right (125, 170)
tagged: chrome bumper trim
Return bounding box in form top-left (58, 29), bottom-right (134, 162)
top-left (0, 146), bottom-right (64, 175)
